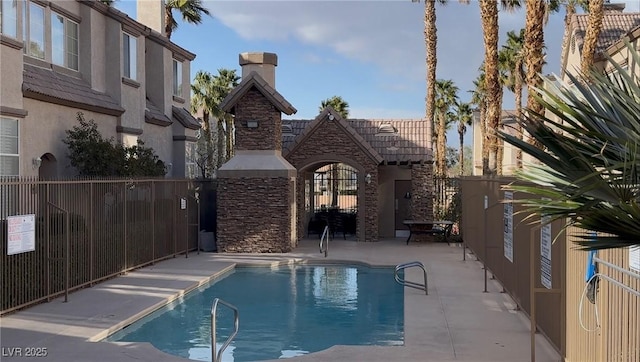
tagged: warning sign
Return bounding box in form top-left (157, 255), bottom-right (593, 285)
top-left (7, 214), bottom-right (36, 255)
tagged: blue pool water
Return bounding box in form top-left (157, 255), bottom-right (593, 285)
top-left (107, 264), bottom-right (404, 362)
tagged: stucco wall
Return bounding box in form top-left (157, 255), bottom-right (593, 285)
top-left (378, 165), bottom-right (411, 238)
top-left (20, 100), bottom-right (117, 177)
top-left (0, 40), bottom-right (24, 109)
top-left (217, 177), bottom-right (294, 252)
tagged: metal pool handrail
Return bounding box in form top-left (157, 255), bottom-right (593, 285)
top-left (319, 225), bottom-right (329, 257)
top-left (211, 298), bottom-right (239, 362)
top-left (394, 261), bottom-right (428, 295)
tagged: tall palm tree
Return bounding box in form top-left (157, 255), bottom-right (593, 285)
top-left (434, 79), bottom-right (459, 176)
top-left (211, 69), bottom-right (240, 167)
top-left (479, 0), bottom-right (521, 175)
top-left (422, 0), bottom-right (448, 153)
top-left (455, 102), bottom-right (473, 176)
top-left (500, 29), bottom-right (526, 168)
top-left (580, 0), bottom-right (605, 77)
top-left (470, 72), bottom-right (488, 174)
top-left (165, 0), bottom-right (211, 39)
top-left (191, 71), bottom-right (216, 177)
top-left (191, 69), bottom-right (239, 174)
top-left (319, 96), bottom-right (350, 119)
top-left (524, 0), bottom-right (561, 123)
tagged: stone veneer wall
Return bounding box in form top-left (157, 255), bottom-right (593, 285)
top-left (410, 163), bottom-right (435, 242)
top-left (217, 177), bottom-right (293, 252)
top-left (234, 88), bottom-right (282, 151)
top-left (286, 119), bottom-right (379, 242)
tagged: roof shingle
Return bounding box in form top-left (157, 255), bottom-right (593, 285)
top-left (22, 64), bottom-right (124, 116)
top-left (572, 12), bottom-right (640, 55)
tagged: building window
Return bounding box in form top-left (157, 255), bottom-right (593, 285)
top-left (0, 0), bottom-right (18, 38)
top-left (0, 118), bottom-right (19, 176)
top-left (51, 12), bottom-right (78, 70)
top-left (173, 59), bottom-right (182, 97)
top-left (122, 32), bottom-right (136, 80)
top-left (23, 1), bottom-right (45, 59)
top-left (185, 142), bottom-right (196, 178)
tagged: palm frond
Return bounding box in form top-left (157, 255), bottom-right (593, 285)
top-left (497, 42), bottom-right (640, 251)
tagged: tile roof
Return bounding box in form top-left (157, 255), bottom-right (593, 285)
top-left (22, 64), bottom-right (124, 116)
top-left (172, 106), bottom-right (200, 130)
top-left (572, 12), bottom-right (640, 55)
top-left (145, 99), bottom-right (172, 127)
top-left (283, 111), bottom-right (432, 164)
top-left (219, 71), bottom-right (297, 115)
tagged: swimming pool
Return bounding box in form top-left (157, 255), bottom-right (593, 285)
top-left (107, 264), bottom-right (404, 361)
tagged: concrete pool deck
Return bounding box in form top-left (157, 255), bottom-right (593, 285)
top-left (0, 238), bottom-right (561, 362)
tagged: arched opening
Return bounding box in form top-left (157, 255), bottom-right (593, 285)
top-left (37, 153), bottom-right (57, 180)
top-left (304, 162), bottom-right (360, 240)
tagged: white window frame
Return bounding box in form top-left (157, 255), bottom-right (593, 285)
top-left (23, 0), bottom-right (45, 59)
top-left (51, 11), bottom-right (78, 71)
top-left (122, 32), bottom-right (137, 80)
top-left (0, 0), bottom-right (19, 38)
top-left (0, 117), bottom-right (19, 177)
top-left (173, 59), bottom-right (182, 97)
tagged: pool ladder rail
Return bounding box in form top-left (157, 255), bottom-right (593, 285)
top-left (394, 261), bottom-right (428, 295)
top-left (319, 225), bottom-right (329, 257)
top-left (211, 298), bottom-right (239, 362)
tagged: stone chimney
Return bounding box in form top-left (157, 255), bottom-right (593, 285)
top-left (137, 0), bottom-right (165, 35)
top-left (240, 52), bottom-right (277, 88)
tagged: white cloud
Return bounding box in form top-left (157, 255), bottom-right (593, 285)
top-left (208, 1), bottom-right (424, 80)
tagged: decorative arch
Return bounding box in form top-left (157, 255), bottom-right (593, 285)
top-left (38, 153), bottom-right (57, 180)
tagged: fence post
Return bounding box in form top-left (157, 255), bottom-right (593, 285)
top-left (89, 182), bottom-right (94, 285)
top-left (64, 209), bottom-right (69, 302)
top-left (151, 181), bottom-right (155, 264)
top-left (124, 182), bottom-right (127, 269)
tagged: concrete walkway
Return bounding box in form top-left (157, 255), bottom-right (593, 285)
top-left (0, 239), bottom-right (561, 362)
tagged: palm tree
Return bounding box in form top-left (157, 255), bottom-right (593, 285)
top-left (165, 0), bottom-right (211, 39)
top-left (470, 72), bottom-right (488, 174)
top-left (211, 69), bottom-right (240, 167)
top-left (580, 0), bottom-right (605, 77)
top-left (191, 71), bottom-right (216, 177)
top-left (455, 102), bottom-right (473, 176)
top-left (478, 0), bottom-right (521, 175)
top-left (498, 46), bottom-right (640, 250)
top-left (320, 96), bottom-right (350, 119)
top-left (500, 29), bottom-right (526, 168)
top-left (420, 0), bottom-right (449, 154)
top-left (434, 79), bottom-right (459, 176)
top-left (524, 0), bottom-right (561, 123)
top-left (191, 69), bottom-right (239, 174)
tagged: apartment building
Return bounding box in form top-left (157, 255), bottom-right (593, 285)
top-left (0, 0), bottom-right (199, 178)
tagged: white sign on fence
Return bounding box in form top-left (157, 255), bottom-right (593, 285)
top-left (7, 214), bottom-right (36, 255)
top-left (630, 246), bottom-right (640, 273)
top-left (540, 216), bottom-right (552, 289)
top-left (504, 191), bottom-right (513, 263)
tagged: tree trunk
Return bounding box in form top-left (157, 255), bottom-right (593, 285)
top-left (437, 111), bottom-right (446, 176)
top-left (425, 1), bottom-right (437, 152)
top-left (458, 128), bottom-right (464, 176)
top-left (515, 58), bottom-right (524, 169)
top-left (479, 0), bottom-right (500, 175)
top-left (524, 0), bottom-right (546, 128)
top-left (201, 111), bottom-right (214, 177)
top-left (480, 103), bottom-right (489, 175)
top-left (581, 0), bottom-right (604, 78)
top-left (164, 5), bottom-right (173, 39)
top-left (216, 118), bottom-right (224, 170)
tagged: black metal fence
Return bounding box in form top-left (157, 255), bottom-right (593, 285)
top-left (0, 177), bottom-right (200, 315)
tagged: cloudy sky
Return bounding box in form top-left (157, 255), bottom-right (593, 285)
top-left (118, 0), bottom-right (640, 144)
